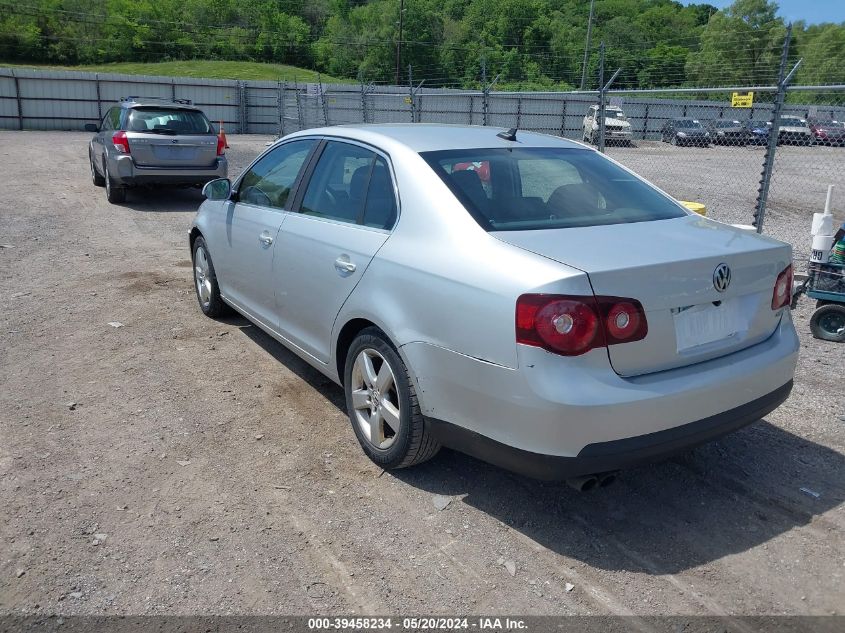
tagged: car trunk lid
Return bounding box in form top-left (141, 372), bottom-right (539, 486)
top-left (496, 215), bottom-right (791, 377)
top-left (127, 133), bottom-right (219, 168)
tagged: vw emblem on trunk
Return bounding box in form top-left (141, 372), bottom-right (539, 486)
top-left (713, 263), bottom-right (731, 292)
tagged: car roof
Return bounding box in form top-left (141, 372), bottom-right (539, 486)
top-left (118, 97), bottom-right (199, 111)
top-left (286, 123), bottom-right (587, 153)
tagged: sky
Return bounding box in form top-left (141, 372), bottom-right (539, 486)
top-left (682, 1), bottom-right (845, 25)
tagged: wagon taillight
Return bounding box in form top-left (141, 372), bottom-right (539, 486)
top-left (112, 131), bottom-right (130, 154)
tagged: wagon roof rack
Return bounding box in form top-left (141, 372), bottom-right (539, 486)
top-left (120, 96), bottom-right (193, 106)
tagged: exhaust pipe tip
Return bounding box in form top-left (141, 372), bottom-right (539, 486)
top-left (565, 471), bottom-right (618, 492)
top-left (566, 475), bottom-right (599, 492)
top-left (597, 471), bottom-right (617, 488)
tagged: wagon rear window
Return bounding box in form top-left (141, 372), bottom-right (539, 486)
top-left (127, 108), bottom-right (213, 135)
top-left (421, 148), bottom-right (686, 231)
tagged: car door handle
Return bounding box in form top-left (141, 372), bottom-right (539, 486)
top-left (258, 232), bottom-right (274, 246)
top-left (334, 258), bottom-right (356, 274)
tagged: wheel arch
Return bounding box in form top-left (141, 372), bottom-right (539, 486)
top-left (189, 226), bottom-right (203, 253)
top-left (335, 318), bottom-right (383, 386)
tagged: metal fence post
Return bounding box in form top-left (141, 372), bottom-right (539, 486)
top-left (642, 103), bottom-right (649, 140)
top-left (10, 70), bottom-right (22, 130)
top-left (754, 24), bottom-right (801, 233)
top-left (516, 96), bottom-right (522, 129)
top-left (408, 65), bottom-right (415, 123)
top-left (598, 42), bottom-right (606, 152)
top-left (238, 81), bottom-right (247, 133)
top-left (360, 80), bottom-right (368, 123)
top-left (278, 80), bottom-right (285, 137)
top-left (95, 73), bottom-right (102, 120)
top-left (559, 96), bottom-right (567, 137)
top-left (318, 74), bottom-right (329, 126)
top-left (296, 90), bottom-right (304, 131)
top-left (171, 78), bottom-right (177, 102)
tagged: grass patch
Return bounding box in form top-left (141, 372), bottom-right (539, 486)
top-left (0, 60), bottom-right (351, 84)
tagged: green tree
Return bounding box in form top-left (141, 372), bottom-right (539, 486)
top-left (686, 0), bottom-right (787, 86)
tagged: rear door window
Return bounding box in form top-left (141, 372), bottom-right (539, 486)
top-left (237, 139), bottom-right (317, 210)
top-left (300, 142), bottom-right (377, 224)
top-left (362, 157), bottom-right (398, 230)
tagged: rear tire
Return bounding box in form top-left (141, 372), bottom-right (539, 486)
top-left (344, 328), bottom-right (440, 470)
top-left (90, 150), bottom-right (105, 187)
top-left (104, 158), bottom-right (126, 204)
top-left (809, 304), bottom-right (845, 342)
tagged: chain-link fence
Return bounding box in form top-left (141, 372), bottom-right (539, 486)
top-left (1, 60), bottom-right (843, 268)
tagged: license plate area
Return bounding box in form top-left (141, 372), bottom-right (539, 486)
top-left (152, 145), bottom-right (197, 160)
top-left (673, 300), bottom-right (744, 352)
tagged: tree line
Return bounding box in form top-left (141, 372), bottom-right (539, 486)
top-left (0, 0), bottom-right (843, 89)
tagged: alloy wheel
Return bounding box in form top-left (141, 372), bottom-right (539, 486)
top-left (194, 245), bottom-right (213, 310)
top-left (350, 348), bottom-right (402, 450)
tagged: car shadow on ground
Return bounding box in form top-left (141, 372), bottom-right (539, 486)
top-left (121, 186), bottom-right (205, 213)
top-left (238, 318), bottom-right (844, 575)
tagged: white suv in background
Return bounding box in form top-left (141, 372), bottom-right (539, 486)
top-left (582, 104), bottom-right (633, 146)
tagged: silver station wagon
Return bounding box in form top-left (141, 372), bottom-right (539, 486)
top-left (86, 96), bottom-right (227, 204)
top-left (189, 124), bottom-right (798, 488)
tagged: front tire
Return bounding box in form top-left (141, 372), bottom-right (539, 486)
top-left (810, 304), bottom-right (845, 342)
top-left (344, 328), bottom-right (440, 470)
top-left (192, 236), bottom-right (227, 317)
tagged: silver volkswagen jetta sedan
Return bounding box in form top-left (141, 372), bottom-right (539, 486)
top-left (189, 124), bottom-right (798, 483)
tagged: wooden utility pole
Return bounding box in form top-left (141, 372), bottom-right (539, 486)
top-left (395, 0), bottom-right (405, 85)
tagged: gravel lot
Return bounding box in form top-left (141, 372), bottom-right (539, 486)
top-left (0, 132), bottom-right (843, 619)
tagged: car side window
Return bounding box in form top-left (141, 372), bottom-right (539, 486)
top-left (300, 142), bottom-right (376, 224)
top-left (101, 108), bottom-right (116, 131)
top-left (238, 139), bottom-right (316, 210)
top-left (362, 157), bottom-right (398, 229)
top-left (110, 108), bottom-right (122, 130)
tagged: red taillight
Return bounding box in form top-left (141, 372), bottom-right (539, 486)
top-left (772, 264), bottom-right (793, 310)
top-left (216, 134), bottom-right (225, 156)
top-left (516, 294), bottom-right (647, 356)
top-left (112, 131), bottom-right (130, 154)
top-left (605, 301), bottom-right (645, 343)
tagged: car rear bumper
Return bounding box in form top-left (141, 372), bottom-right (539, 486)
top-left (112, 155), bottom-right (227, 186)
top-left (402, 312), bottom-right (798, 478)
top-left (427, 379), bottom-right (792, 479)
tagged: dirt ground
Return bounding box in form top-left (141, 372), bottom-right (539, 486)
top-left (0, 132), bottom-right (843, 619)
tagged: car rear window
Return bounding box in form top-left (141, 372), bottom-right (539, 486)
top-left (127, 108), bottom-right (213, 134)
top-left (421, 147), bottom-right (686, 231)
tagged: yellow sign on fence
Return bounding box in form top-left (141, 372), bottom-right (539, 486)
top-left (731, 91), bottom-right (754, 108)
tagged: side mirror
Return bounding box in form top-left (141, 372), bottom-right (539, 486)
top-left (202, 178), bottom-right (231, 201)
top-left (84, 123), bottom-right (99, 133)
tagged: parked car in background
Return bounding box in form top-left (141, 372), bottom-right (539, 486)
top-left (660, 118), bottom-right (710, 146)
top-left (776, 115), bottom-right (814, 146)
top-left (743, 119), bottom-right (771, 145)
top-left (808, 118), bottom-right (845, 146)
top-left (189, 124), bottom-right (797, 485)
top-left (582, 104), bottom-right (632, 145)
top-left (86, 96), bottom-right (227, 203)
top-left (705, 119), bottom-right (748, 145)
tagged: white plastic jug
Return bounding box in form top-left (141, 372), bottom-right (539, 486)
top-left (810, 234), bottom-right (834, 263)
top-left (812, 213), bottom-right (834, 237)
